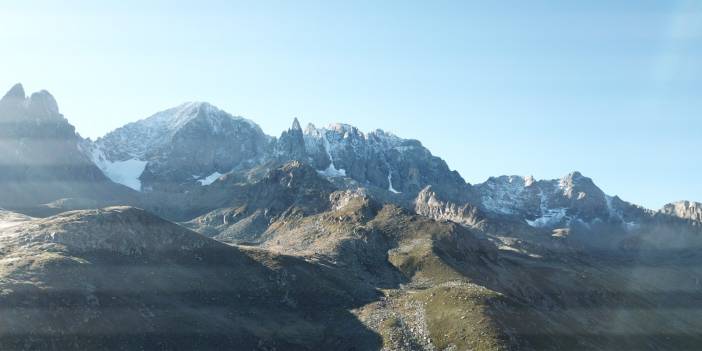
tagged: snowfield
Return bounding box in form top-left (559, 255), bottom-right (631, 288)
top-left (196, 172), bottom-right (224, 186)
top-left (90, 148), bottom-right (147, 191)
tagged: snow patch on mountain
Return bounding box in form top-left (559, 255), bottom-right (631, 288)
top-left (90, 148), bottom-right (147, 191)
top-left (317, 130), bottom-right (347, 177)
top-left (84, 101), bottom-right (271, 192)
top-left (526, 208), bottom-right (567, 228)
top-left (524, 184), bottom-right (568, 227)
top-left (196, 172), bottom-right (224, 186)
top-left (319, 166), bottom-right (346, 178)
top-left (388, 171), bottom-right (400, 194)
top-left (479, 176), bottom-right (533, 215)
top-left (299, 122), bottom-right (459, 196)
top-left (477, 172), bottom-right (641, 230)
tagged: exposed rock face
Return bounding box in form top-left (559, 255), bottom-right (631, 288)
top-left (67, 85), bottom-right (469, 202)
top-left (473, 171), bottom-right (632, 230)
top-left (0, 84), bottom-right (134, 211)
top-left (415, 186), bottom-right (485, 228)
top-left (89, 102), bottom-right (272, 192)
top-left (274, 117), bottom-right (307, 160)
top-left (4, 83), bottom-right (699, 248)
top-left (329, 188), bottom-right (370, 212)
top-left (662, 201), bottom-right (702, 224)
top-left (84, 104), bottom-right (472, 216)
top-left (2, 82), bottom-right (702, 350)
top-left (184, 161), bottom-right (337, 241)
top-left (300, 123), bottom-right (469, 199)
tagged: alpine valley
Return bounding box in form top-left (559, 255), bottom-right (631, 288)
top-left (1, 84), bottom-right (701, 350)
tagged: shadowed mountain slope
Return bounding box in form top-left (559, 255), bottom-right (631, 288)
top-left (0, 207), bottom-right (381, 350)
top-left (0, 84), bottom-right (137, 214)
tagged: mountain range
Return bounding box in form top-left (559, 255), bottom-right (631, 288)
top-left (1, 83), bottom-right (701, 350)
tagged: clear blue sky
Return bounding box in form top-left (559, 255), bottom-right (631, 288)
top-left (1, 0), bottom-right (700, 209)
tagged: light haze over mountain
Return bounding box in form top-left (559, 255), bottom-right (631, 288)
top-left (1, 81), bottom-right (702, 349)
top-left (1, 0), bottom-right (700, 208)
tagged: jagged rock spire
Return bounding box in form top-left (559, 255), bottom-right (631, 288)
top-left (28, 90), bottom-right (59, 115)
top-left (2, 83), bottom-right (26, 101)
top-left (291, 117), bottom-right (302, 131)
top-left (275, 118), bottom-right (306, 160)
top-left (1, 84), bottom-right (60, 117)
top-left (0, 84), bottom-right (27, 114)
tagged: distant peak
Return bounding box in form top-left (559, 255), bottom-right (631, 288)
top-left (192, 101), bottom-right (215, 109)
top-left (0, 84), bottom-right (61, 117)
top-left (662, 200), bottom-right (702, 222)
top-left (141, 101), bottom-right (260, 132)
top-left (665, 200), bottom-right (702, 209)
top-left (371, 128), bottom-right (394, 137)
top-left (28, 90), bottom-right (59, 115)
top-left (328, 123), bottom-right (357, 131)
top-left (559, 171), bottom-right (587, 185)
top-left (2, 83), bottom-right (26, 101)
top-left (175, 101), bottom-right (214, 114)
top-left (305, 122), bottom-right (317, 133)
top-left (565, 171), bottom-right (583, 179)
top-left (291, 117), bottom-right (302, 131)
top-left (326, 123), bottom-right (364, 138)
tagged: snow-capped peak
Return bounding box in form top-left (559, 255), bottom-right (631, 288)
top-left (87, 101), bottom-right (270, 192)
top-left (93, 101), bottom-right (264, 161)
top-left (134, 101), bottom-right (259, 138)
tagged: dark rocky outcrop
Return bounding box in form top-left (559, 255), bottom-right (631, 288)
top-left (0, 84), bottom-right (136, 212)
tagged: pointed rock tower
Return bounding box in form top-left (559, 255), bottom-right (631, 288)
top-left (0, 83), bottom-right (135, 213)
top-left (275, 117), bottom-right (307, 160)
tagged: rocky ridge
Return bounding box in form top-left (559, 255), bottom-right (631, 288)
top-left (1, 83), bottom-right (702, 350)
top-left (2, 83), bottom-right (699, 248)
top-left (662, 201), bottom-right (702, 224)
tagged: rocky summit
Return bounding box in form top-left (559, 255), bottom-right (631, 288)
top-left (1, 83), bottom-right (701, 350)
top-left (88, 101), bottom-right (272, 192)
top-left (0, 84), bottom-right (135, 214)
